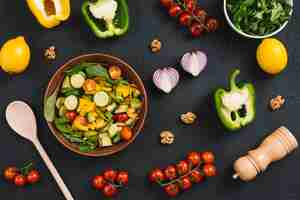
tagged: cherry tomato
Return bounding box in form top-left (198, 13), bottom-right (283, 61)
top-left (103, 169), bottom-right (118, 182)
top-left (76, 116), bottom-right (88, 126)
top-left (27, 170), bottom-right (40, 184)
top-left (179, 12), bottom-right (192, 26)
top-left (160, 0), bottom-right (174, 8)
top-left (103, 184), bottom-right (118, 198)
top-left (168, 4), bottom-right (182, 17)
top-left (3, 166), bottom-right (19, 182)
top-left (164, 165), bottom-right (177, 180)
top-left (189, 170), bottom-right (204, 183)
top-left (203, 164), bottom-right (217, 177)
top-left (149, 168), bottom-right (165, 183)
top-left (65, 111), bottom-right (77, 121)
top-left (187, 151), bottom-right (201, 166)
top-left (14, 175), bottom-right (26, 187)
top-left (116, 171), bottom-right (129, 185)
top-left (206, 18), bottom-right (219, 32)
top-left (201, 151), bottom-right (215, 164)
top-left (108, 65), bottom-right (122, 80)
top-left (193, 7), bottom-right (207, 21)
top-left (83, 79), bottom-right (97, 93)
top-left (121, 127), bottom-right (133, 141)
top-left (176, 160), bottom-right (189, 175)
top-left (113, 113), bottom-right (129, 122)
top-left (180, 177), bottom-right (192, 190)
top-left (189, 22), bottom-right (205, 37)
top-left (92, 175), bottom-right (106, 190)
top-left (164, 183), bottom-right (179, 197)
top-left (184, 0), bottom-right (196, 11)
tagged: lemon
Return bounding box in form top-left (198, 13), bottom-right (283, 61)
top-left (256, 38), bottom-right (288, 75)
top-left (0, 36), bottom-right (31, 74)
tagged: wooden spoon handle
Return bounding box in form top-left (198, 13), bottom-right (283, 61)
top-left (33, 140), bottom-right (74, 200)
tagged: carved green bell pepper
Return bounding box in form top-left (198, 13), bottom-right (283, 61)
top-left (214, 69), bottom-right (256, 131)
top-left (81, 0), bottom-right (129, 38)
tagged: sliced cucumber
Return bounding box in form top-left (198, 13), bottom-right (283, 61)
top-left (108, 123), bottom-right (122, 138)
top-left (62, 76), bottom-right (72, 89)
top-left (115, 105), bottom-right (128, 114)
top-left (64, 95), bottom-right (78, 110)
top-left (99, 133), bottom-right (113, 147)
top-left (131, 98), bottom-right (142, 109)
top-left (94, 91), bottom-right (110, 107)
top-left (70, 74), bottom-right (85, 89)
top-left (56, 97), bottom-right (65, 109)
top-left (106, 103), bottom-right (117, 112)
top-left (87, 112), bottom-right (96, 123)
top-left (112, 133), bottom-right (121, 144)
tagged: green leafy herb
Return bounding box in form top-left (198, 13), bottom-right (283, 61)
top-left (44, 87), bottom-right (59, 122)
top-left (227, 0), bottom-right (292, 36)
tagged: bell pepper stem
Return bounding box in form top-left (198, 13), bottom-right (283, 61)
top-left (230, 69), bottom-right (240, 90)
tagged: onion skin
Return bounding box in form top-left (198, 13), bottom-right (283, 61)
top-left (181, 51), bottom-right (207, 77)
top-left (153, 67), bottom-right (179, 94)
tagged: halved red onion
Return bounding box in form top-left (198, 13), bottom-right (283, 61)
top-left (181, 50), bottom-right (207, 77)
top-left (153, 67), bottom-right (179, 94)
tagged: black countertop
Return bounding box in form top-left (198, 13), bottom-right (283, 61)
top-left (1, 1), bottom-right (300, 200)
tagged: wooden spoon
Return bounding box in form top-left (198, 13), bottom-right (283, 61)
top-left (6, 101), bottom-right (74, 200)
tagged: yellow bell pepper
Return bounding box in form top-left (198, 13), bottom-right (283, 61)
top-left (26, 0), bottom-right (71, 28)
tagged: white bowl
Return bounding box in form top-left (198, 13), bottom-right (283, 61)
top-left (223, 0), bottom-right (293, 39)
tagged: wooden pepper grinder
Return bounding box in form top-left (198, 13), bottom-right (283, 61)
top-left (233, 126), bottom-right (298, 181)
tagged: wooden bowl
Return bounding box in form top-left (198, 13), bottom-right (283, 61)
top-left (44, 53), bottom-right (148, 157)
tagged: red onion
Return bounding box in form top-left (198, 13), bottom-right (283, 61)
top-left (153, 67), bottom-right (179, 93)
top-left (181, 50), bottom-right (207, 77)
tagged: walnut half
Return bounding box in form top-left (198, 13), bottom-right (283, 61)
top-left (270, 95), bottom-right (285, 111)
top-left (160, 130), bottom-right (175, 145)
top-left (150, 39), bottom-right (162, 53)
top-left (180, 112), bottom-right (197, 124)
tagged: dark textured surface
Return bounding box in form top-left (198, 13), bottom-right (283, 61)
top-left (1, 1), bottom-right (300, 200)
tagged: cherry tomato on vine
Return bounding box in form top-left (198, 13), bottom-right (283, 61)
top-left (116, 171), bottom-right (129, 185)
top-left (168, 4), bottom-right (182, 17)
top-left (149, 168), bottom-right (165, 182)
top-left (187, 152), bottom-right (202, 166)
top-left (164, 183), bottom-right (180, 197)
top-left (103, 169), bottom-right (117, 182)
top-left (14, 174), bottom-right (26, 187)
top-left (193, 7), bottom-right (207, 20)
top-left (201, 151), bottom-right (215, 164)
top-left (203, 164), bottom-right (217, 177)
top-left (206, 18), bottom-right (219, 32)
top-left (26, 170), bottom-right (40, 184)
top-left (184, 0), bottom-right (196, 11)
top-left (164, 165), bottom-right (177, 180)
top-left (180, 177), bottom-right (192, 190)
top-left (179, 12), bottom-right (192, 26)
top-left (103, 184), bottom-right (118, 197)
top-left (160, 0), bottom-right (174, 8)
top-left (3, 166), bottom-right (19, 182)
top-left (189, 22), bottom-right (205, 37)
top-left (176, 160), bottom-right (189, 175)
top-left (92, 175), bottom-right (106, 190)
top-left (189, 170), bottom-right (204, 183)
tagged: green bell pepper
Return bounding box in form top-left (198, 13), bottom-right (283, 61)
top-left (214, 69), bottom-right (256, 131)
top-left (81, 0), bottom-right (129, 39)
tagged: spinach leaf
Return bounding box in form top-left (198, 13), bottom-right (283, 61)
top-left (85, 63), bottom-right (113, 82)
top-left (44, 87), bottom-right (59, 122)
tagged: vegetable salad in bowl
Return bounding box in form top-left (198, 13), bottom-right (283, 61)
top-left (44, 54), bottom-right (147, 156)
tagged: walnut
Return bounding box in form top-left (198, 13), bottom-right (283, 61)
top-left (44, 46), bottom-right (56, 60)
top-left (150, 39), bottom-right (162, 53)
top-left (270, 95), bottom-right (285, 111)
top-left (160, 131), bottom-right (175, 145)
top-left (180, 112), bottom-right (197, 124)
